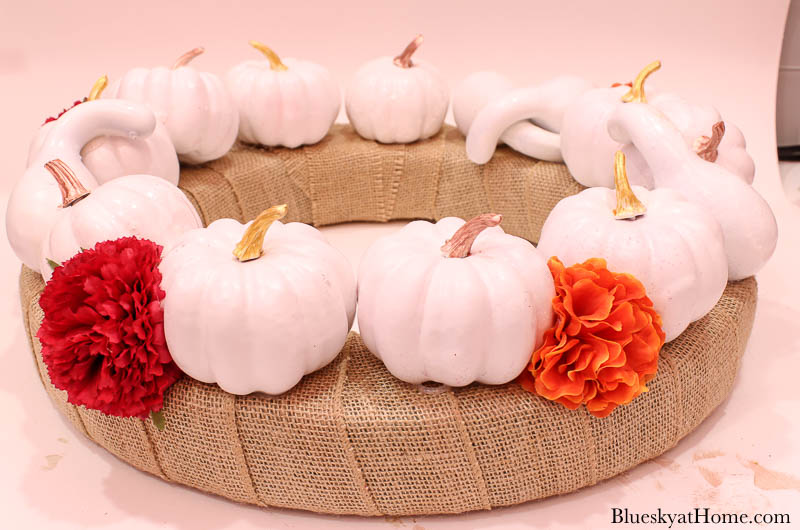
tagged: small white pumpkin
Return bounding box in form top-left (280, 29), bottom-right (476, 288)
top-left (537, 152), bottom-right (728, 342)
top-left (346, 35), bottom-right (448, 143)
top-left (7, 100), bottom-right (160, 272)
top-left (105, 47), bottom-right (239, 164)
top-left (160, 205), bottom-right (357, 395)
top-left (27, 75), bottom-right (179, 185)
top-left (607, 102), bottom-right (777, 280)
top-left (225, 41), bottom-right (340, 148)
top-left (357, 214), bottom-right (555, 387)
top-left (460, 74), bottom-right (592, 164)
top-left (39, 159), bottom-right (201, 282)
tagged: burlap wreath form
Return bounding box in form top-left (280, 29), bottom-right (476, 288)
top-left (19, 125), bottom-right (757, 516)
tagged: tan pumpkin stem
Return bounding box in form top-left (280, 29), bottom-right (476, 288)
top-left (393, 34), bottom-right (423, 68)
top-left (694, 121), bottom-right (725, 162)
top-left (250, 40), bottom-right (288, 71)
top-left (87, 75), bottom-right (108, 101)
top-left (621, 60), bottom-right (661, 103)
top-left (441, 213), bottom-right (502, 258)
top-left (172, 47), bottom-right (204, 69)
top-left (44, 159), bottom-right (90, 207)
top-left (233, 204), bottom-right (288, 262)
top-left (613, 151), bottom-right (647, 219)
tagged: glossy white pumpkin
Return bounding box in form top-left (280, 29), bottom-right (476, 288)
top-left (226, 42), bottom-right (340, 148)
top-left (7, 100), bottom-right (159, 271)
top-left (357, 216), bottom-right (555, 387)
top-left (346, 35), bottom-right (448, 143)
top-left (26, 77), bottom-right (179, 185)
top-left (160, 211), bottom-right (357, 395)
top-left (105, 48), bottom-right (239, 164)
top-left (607, 102), bottom-right (777, 280)
top-left (537, 180), bottom-right (728, 342)
top-left (40, 168), bottom-right (201, 282)
top-left (463, 75), bottom-right (593, 164)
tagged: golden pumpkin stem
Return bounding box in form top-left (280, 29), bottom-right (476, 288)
top-left (44, 159), bottom-right (90, 207)
top-left (621, 60), bottom-right (661, 103)
top-left (172, 47), bottom-right (204, 69)
top-left (694, 121), bottom-right (725, 162)
top-left (393, 34), bottom-right (423, 68)
top-left (613, 151), bottom-right (647, 219)
top-left (233, 205), bottom-right (288, 262)
top-left (87, 75), bottom-right (108, 101)
top-left (441, 213), bottom-right (503, 258)
top-left (250, 40), bottom-right (288, 71)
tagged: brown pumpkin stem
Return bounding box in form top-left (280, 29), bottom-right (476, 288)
top-left (172, 47), bottom-right (204, 69)
top-left (613, 151), bottom-right (647, 219)
top-left (441, 213), bottom-right (503, 258)
top-left (87, 75), bottom-right (108, 101)
top-left (694, 121), bottom-right (725, 162)
top-left (621, 60), bottom-right (661, 103)
top-left (233, 204), bottom-right (288, 262)
top-left (250, 40), bottom-right (288, 71)
top-left (44, 159), bottom-right (90, 207)
top-left (393, 34), bottom-right (423, 68)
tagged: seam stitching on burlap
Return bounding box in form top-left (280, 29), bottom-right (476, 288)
top-left (527, 161), bottom-right (542, 242)
top-left (303, 144), bottom-right (319, 226)
top-left (332, 339), bottom-right (381, 516)
top-left (662, 352), bottom-right (684, 443)
top-left (447, 390), bottom-right (491, 510)
top-left (431, 130), bottom-right (447, 219)
top-left (479, 162), bottom-right (494, 214)
top-left (140, 418), bottom-right (169, 481)
top-left (206, 165), bottom-right (246, 222)
top-left (178, 185), bottom-right (207, 226)
top-left (230, 394), bottom-right (260, 504)
top-left (580, 408), bottom-right (599, 487)
top-left (386, 146), bottom-right (406, 220)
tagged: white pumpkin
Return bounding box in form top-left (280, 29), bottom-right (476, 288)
top-left (39, 159), bottom-right (201, 282)
top-left (461, 74), bottom-right (592, 164)
top-left (26, 75), bottom-right (179, 185)
top-left (225, 41), bottom-right (340, 148)
top-left (357, 214), bottom-right (555, 387)
top-left (537, 152), bottom-right (728, 342)
top-left (105, 47), bottom-right (239, 164)
top-left (7, 100), bottom-right (160, 272)
top-left (345, 35), bottom-right (448, 143)
top-left (160, 205), bottom-right (357, 395)
top-left (607, 102), bottom-right (777, 280)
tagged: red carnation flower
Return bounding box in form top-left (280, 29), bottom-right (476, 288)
top-left (37, 237), bottom-right (182, 418)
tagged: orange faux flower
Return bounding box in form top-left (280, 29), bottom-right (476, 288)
top-left (518, 257), bottom-right (665, 418)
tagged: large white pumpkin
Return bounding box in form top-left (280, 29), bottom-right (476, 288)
top-left (160, 206), bottom-right (357, 395)
top-left (357, 214), bottom-right (555, 387)
top-left (26, 76), bottom-right (179, 185)
top-left (225, 41), bottom-right (340, 148)
top-left (39, 159), bottom-right (201, 282)
top-left (7, 100), bottom-right (160, 271)
top-left (607, 102), bottom-right (777, 280)
top-left (345, 35), bottom-right (448, 143)
top-left (105, 47), bottom-right (239, 164)
top-left (537, 152), bottom-right (728, 342)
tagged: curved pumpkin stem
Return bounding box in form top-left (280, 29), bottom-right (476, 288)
top-left (172, 47), bottom-right (204, 69)
top-left (250, 40), bottom-right (288, 71)
top-left (621, 60), bottom-right (661, 103)
top-left (694, 121), bottom-right (725, 162)
top-left (613, 151), bottom-right (647, 219)
top-left (441, 213), bottom-right (502, 258)
top-left (87, 75), bottom-right (108, 101)
top-left (44, 159), bottom-right (90, 207)
top-left (393, 34), bottom-right (423, 68)
top-left (233, 205), bottom-right (288, 262)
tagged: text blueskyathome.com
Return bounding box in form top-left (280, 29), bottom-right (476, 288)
top-left (611, 507), bottom-right (791, 527)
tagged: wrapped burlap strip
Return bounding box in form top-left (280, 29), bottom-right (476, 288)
top-left (19, 125), bottom-right (758, 516)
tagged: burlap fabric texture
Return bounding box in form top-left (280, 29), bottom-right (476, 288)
top-left (20, 124), bottom-right (758, 516)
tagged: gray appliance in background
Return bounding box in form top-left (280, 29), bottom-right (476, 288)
top-left (778, 2), bottom-right (800, 157)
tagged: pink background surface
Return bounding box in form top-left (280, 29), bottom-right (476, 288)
top-left (2, 1), bottom-right (799, 528)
